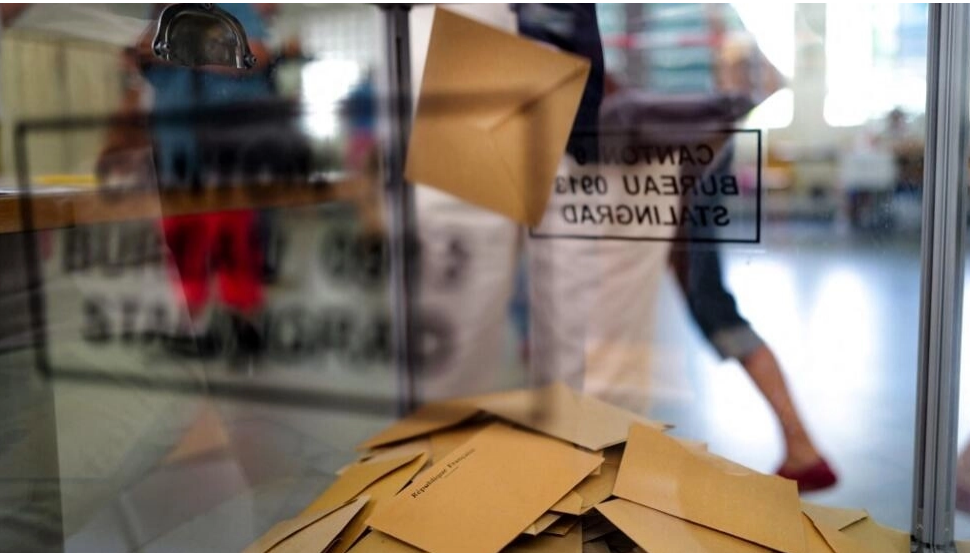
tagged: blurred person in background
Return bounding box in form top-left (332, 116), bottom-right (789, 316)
top-left (100, 4), bottom-right (286, 359)
top-left (522, 3), bottom-right (836, 490)
top-left (611, 3), bottom-right (837, 490)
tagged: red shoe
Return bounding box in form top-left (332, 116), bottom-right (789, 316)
top-left (777, 458), bottom-right (838, 492)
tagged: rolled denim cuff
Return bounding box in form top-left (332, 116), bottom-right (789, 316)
top-left (710, 324), bottom-right (765, 361)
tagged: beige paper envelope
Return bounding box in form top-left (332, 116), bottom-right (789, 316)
top-left (302, 451), bottom-right (422, 514)
top-left (613, 424), bottom-right (804, 553)
top-left (370, 423), bottom-right (602, 553)
top-left (472, 382), bottom-right (666, 451)
top-left (405, 8), bottom-right (591, 226)
top-left (508, 525), bottom-right (582, 553)
top-left (429, 421), bottom-right (492, 463)
top-left (806, 517), bottom-right (877, 553)
top-left (358, 399), bottom-right (480, 450)
top-left (324, 454), bottom-right (429, 553)
top-left (839, 518), bottom-right (909, 553)
top-left (543, 516), bottom-right (579, 537)
top-left (358, 438), bottom-right (432, 465)
top-left (550, 491), bottom-right (584, 516)
top-left (242, 496), bottom-right (369, 553)
top-left (348, 531), bottom-right (424, 553)
top-left (596, 499), bottom-right (770, 553)
top-left (802, 516), bottom-right (836, 553)
top-left (801, 502), bottom-right (868, 531)
top-left (523, 513), bottom-right (563, 537)
top-left (574, 461), bottom-right (619, 513)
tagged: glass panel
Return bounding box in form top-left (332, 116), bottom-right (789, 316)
top-left (0, 4), bottom-right (396, 551)
top-left (406, 1), bottom-right (926, 544)
top-left (0, 2), bottom-right (940, 551)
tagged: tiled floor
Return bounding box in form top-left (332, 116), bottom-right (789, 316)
top-left (8, 215), bottom-right (970, 551)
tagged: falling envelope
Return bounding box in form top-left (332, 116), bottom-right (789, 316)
top-left (405, 8), bottom-right (591, 226)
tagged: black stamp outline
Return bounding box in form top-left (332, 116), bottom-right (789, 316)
top-left (528, 128), bottom-right (762, 244)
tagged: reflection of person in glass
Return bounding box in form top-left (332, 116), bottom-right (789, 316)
top-left (669, 3), bottom-right (836, 492)
top-left (106, 4), bottom-right (281, 357)
top-left (524, 3), bottom-right (836, 491)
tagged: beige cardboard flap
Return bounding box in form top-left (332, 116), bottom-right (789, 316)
top-left (370, 423), bottom-right (602, 553)
top-left (523, 513), bottom-right (562, 537)
top-left (839, 518), bottom-right (910, 553)
top-left (550, 491), bottom-right (584, 516)
top-left (429, 421), bottom-right (492, 463)
top-left (472, 382), bottom-right (666, 451)
top-left (613, 424), bottom-right (804, 553)
top-left (359, 439), bottom-right (432, 465)
top-left (324, 454), bottom-right (429, 553)
top-left (801, 502), bottom-right (869, 531)
top-left (358, 400), bottom-right (479, 451)
top-left (543, 516), bottom-right (579, 537)
top-left (574, 459), bottom-right (619, 512)
top-left (802, 516), bottom-right (836, 553)
top-left (596, 499), bottom-right (770, 553)
top-left (243, 495), bottom-right (369, 553)
top-left (348, 531), bottom-right (424, 553)
top-left (405, 8), bottom-right (590, 225)
top-left (302, 451), bottom-right (422, 515)
top-left (806, 517), bottom-right (877, 553)
top-left (507, 525), bottom-right (582, 553)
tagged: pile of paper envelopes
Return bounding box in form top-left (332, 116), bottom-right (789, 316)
top-left (243, 382), bottom-right (915, 553)
top-left (405, 8), bottom-right (591, 226)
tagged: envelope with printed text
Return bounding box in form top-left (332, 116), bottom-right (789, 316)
top-left (369, 423), bottom-right (601, 553)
